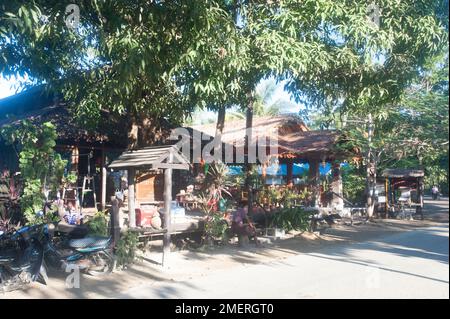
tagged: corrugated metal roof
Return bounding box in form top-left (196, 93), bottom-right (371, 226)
top-left (108, 145), bottom-right (190, 170)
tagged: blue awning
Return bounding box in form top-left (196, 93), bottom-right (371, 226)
top-left (228, 162), bottom-right (342, 177)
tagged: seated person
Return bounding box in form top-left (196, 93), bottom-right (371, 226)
top-left (63, 201), bottom-right (83, 225)
top-left (231, 200), bottom-right (257, 240)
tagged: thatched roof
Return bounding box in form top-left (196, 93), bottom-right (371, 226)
top-left (193, 114), bottom-right (343, 160)
top-left (0, 87), bottom-right (176, 149)
top-left (0, 103), bottom-right (130, 147)
top-left (194, 114), bottom-right (308, 147)
top-left (278, 130), bottom-right (341, 156)
top-left (382, 169), bottom-right (425, 178)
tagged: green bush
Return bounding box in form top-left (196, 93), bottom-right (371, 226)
top-left (115, 231), bottom-right (140, 267)
top-left (1, 120), bottom-right (67, 225)
top-left (270, 207), bottom-right (311, 232)
top-left (342, 165), bottom-right (366, 205)
top-left (204, 212), bottom-right (229, 241)
top-left (86, 211), bottom-right (109, 236)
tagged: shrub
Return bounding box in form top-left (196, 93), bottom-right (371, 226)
top-left (1, 120), bottom-right (67, 225)
top-left (342, 165), bottom-right (366, 205)
top-left (198, 193), bottom-right (229, 243)
top-left (270, 207), bottom-right (311, 232)
top-left (86, 211), bottom-right (109, 236)
top-left (115, 231), bottom-right (140, 267)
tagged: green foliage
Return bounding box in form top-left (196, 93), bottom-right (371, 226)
top-left (205, 210), bottom-right (229, 242)
top-left (226, 78), bottom-right (298, 120)
top-left (1, 120), bottom-right (66, 224)
top-left (279, 188), bottom-right (304, 208)
top-left (258, 186), bottom-right (312, 208)
top-left (62, 172), bottom-right (78, 187)
top-left (1, 0), bottom-right (447, 137)
top-left (270, 207), bottom-right (311, 232)
top-left (198, 192), bottom-right (229, 242)
top-left (86, 211), bottom-right (109, 237)
top-left (196, 163), bottom-right (234, 242)
top-left (341, 164), bottom-right (366, 205)
top-left (204, 162), bottom-right (232, 193)
top-left (115, 231), bottom-right (140, 267)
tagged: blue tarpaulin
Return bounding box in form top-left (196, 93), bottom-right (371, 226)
top-left (228, 162), bottom-right (338, 176)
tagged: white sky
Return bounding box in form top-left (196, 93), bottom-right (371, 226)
top-left (0, 76), bottom-right (18, 99)
top-left (191, 78), bottom-right (304, 124)
top-left (0, 74), bottom-right (31, 99)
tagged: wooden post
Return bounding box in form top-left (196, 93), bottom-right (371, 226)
top-left (308, 159), bottom-right (320, 207)
top-left (261, 162), bottom-right (267, 189)
top-left (417, 177), bottom-right (424, 220)
top-left (245, 91), bottom-right (255, 215)
top-left (101, 149), bottom-right (107, 210)
top-left (128, 168), bottom-right (136, 228)
top-left (110, 196), bottom-right (121, 247)
top-left (286, 159), bottom-right (294, 188)
top-left (162, 152), bottom-right (173, 266)
top-left (331, 161), bottom-right (343, 209)
top-left (384, 177), bottom-right (389, 218)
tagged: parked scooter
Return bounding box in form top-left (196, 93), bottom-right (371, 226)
top-left (0, 224), bottom-right (48, 292)
top-left (43, 222), bottom-right (116, 276)
top-left (39, 199), bottom-right (116, 277)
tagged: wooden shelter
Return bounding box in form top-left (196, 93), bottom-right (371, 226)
top-left (382, 168), bottom-right (425, 219)
top-left (108, 145), bottom-right (191, 264)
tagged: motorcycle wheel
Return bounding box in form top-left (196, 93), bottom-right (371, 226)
top-left (86, 251), bottom-right (116, 276)
top-left (0, 270), bottom-right (30, 293)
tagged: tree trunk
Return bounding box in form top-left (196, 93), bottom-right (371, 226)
top-left (366, 114), bottom-right (376, 219)
top-left (128, 120), bottom-right (139, 150)
top-left (245, 91), bottom-right (255, 215)
top-left (366, 161), bottom-right (376, 219)
top-left (214, 105), bottom-right (226, 162)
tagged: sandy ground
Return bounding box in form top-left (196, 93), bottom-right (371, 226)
top-left (2, 197), bottom-right (448, 299)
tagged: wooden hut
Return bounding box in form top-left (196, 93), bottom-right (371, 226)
top-left (193, 114), bottom-right (353, 208)
top-left (0, 87), bottom-right (180, 210)
top-left (382, 168), bottom-right (425, 219)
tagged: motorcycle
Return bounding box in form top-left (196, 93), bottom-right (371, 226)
top-left (43, 222), bottom-right (116, 276)
top-left (38, 200), bottom-right (116, 277)
top-left (0, 224), bottom-right (48, 292)
top-left (0, 221), bottom-right (115, 293)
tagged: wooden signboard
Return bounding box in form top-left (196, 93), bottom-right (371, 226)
top-left (136, 170), bottom-right (164, 203)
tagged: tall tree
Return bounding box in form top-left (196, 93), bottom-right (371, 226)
top-left (0, 0), bottom-right (447, 212)
top-left (1, 1), bottom-right (446, 134)
top-left (314, 51), bottom-right (449, 214)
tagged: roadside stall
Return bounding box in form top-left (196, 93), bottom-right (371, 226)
top-left (108, 145), bottom-right (196, 265)
top-left (382, 169), bottom-right (424, 220)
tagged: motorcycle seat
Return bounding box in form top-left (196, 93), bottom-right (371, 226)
top-left (0, 249), bottom-right (17, 263)
top-left (68, 237), bottom-right (110, 249)
top-left (0, 255), bottom-right (15, 263)
top-left (55, 223), bottom-right (89, 239)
